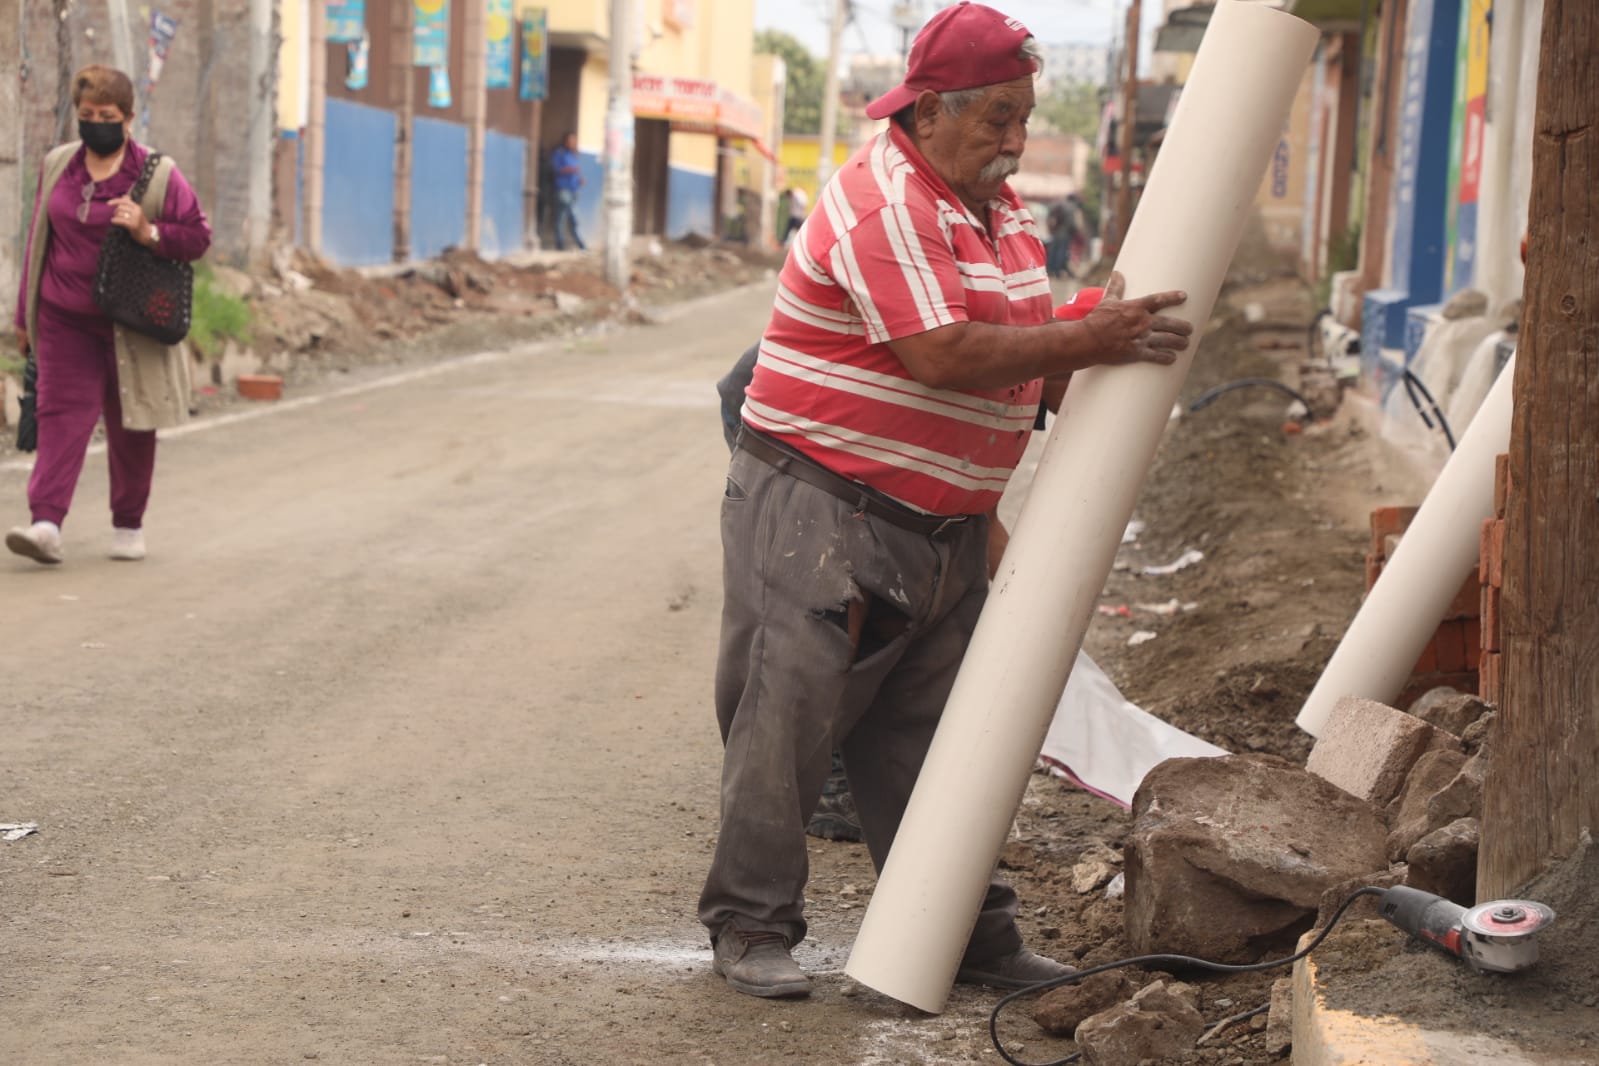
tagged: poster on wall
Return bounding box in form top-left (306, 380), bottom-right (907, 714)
top-left (429, 65), bottom-right (453, 108)
top-left (139, 11), bottom-right (179, 132)
top-left (486, 0), bottom-right (514, 88)
top-left (518, 8), bottom-right (548, 102)
top-left (327, 1), bottom-right (366, 43)
top-left (346, 33), bottom-right (370, 90)
top-left (415, 0), bottom-right (450, 67)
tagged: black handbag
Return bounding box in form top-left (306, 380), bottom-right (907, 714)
top-left (92, 152), bottom-right (193, 345)
top-left (15, 356), bottom-right (37, 452)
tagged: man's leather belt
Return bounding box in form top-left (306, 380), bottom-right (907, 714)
top-left (736, 428), bottom-right (969, 538)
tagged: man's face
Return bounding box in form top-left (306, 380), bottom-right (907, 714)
top-left (564, 134), bottom-right (577, 151)
top-left (916, 76), bottom-right (1033, 214)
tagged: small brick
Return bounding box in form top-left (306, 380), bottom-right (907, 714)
top-left (1308, 696), bottom-right (1458, 805)
top-left (1493, 452), bottom-right (1511, 519)
top-left (1485, 519), bottom-right (1506, 589)
top-left (1434, 620), bottom-right (1468, 674)
top-left (1465, 618), bottom-right (1483, 670)
top-left (1413, 639), bottom-right (1439, 674)
top-left (1371, 506), bottom-right (1418, 558)
top-left (1481, 585), bottom-right (1502, 652)
top-left (1445, 572), bottom-right (1480, 620)
top-left (1366, 552), bottom-right (1384, 592)
top-left (1479, 652), bottom-right (1503, 707)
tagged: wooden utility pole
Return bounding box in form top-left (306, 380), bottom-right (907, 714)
top-left (1110, 0), bottom-right (1140, 256)
top-left (391, 0), bottom-right (415, 263)
top-left (1477, 0), bottom-right (1599, 901)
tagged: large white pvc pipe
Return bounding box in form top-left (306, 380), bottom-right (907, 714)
top-left (1295, 355), bottom-right (1515, 736)
top-left (843, 0), bottom-right (1319, 1014)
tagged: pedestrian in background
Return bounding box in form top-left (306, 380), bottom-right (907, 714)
top-left (6, 65), bottom-right (211, 566)
top-left (781, 186), bottom-right (809, 244)
top-left (550, 131), bottom-right (586, 252)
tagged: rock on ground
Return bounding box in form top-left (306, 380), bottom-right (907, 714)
top-left (1406, 817), bottom-right (1480, 904)
top-left (1075, 980), bottom-right (1205, 1066)
top-left (1125, 753), bottom-right (1389, 962)
top-left (1307, 695), bottom-right (1459, 806)
top-left (1033, 970), bottom-right (1134, 1036)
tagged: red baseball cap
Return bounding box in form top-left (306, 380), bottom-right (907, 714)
top-left (864, 2), bottom-right (1038, 120)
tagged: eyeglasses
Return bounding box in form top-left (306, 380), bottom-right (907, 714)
top-left (77, 180), bottom-right (96, 224)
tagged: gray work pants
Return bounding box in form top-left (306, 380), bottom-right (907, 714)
top-left (698, 446), bottom-right (1023, 961)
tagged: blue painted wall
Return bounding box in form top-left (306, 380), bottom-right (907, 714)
top-left (412, 117), bottom-right (469, 259)
top-left (323, 99), bottom-right (397, 267)
top-left (482, 131), bottom-right (526, 259)
top-left (666, 166), bottom-right (715, 239)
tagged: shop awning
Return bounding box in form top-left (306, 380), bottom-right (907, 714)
top-left (632, 74), bottom-right (778, 161)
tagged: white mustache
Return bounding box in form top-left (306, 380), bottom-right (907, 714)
top-left (980, 154), bottom-right (1021, 182)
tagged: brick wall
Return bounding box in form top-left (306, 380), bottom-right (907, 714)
top-left (1478, 453), bottom-right (1511, 707)
top-left (17, 0), bottom-right (263, 264)
top-left (1365, 505), bottom-right (1481, 707)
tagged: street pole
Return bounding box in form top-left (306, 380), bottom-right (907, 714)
top-left (392, 0), bottom-right (415, 263)
top-left (603, 0), bottom-right (635, 291)
top-left (816, 0), bottom-right (846, 191)
top-left (1111, 0), bottom-right (1140, 255)
top-left (304, 0), bottom-right (327, 256)
top-left (245, 0), bottom-right (276, 268)
top-left (0, 0), bottom-right (20, 308)
top-left (1477, 0), bottom-right (1599, 902)
top-left (463, 0), bottom-right (487, 252)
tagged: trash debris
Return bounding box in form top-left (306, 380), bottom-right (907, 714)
top-left (1105, 872), bottom-right (1126, 900)
top-left (1122, 519), bottom-right (1146, 545)
top-left (1128, 631), bottom-right (1159, 646)
top-left (1097, 604), bottom-right (1132, 618)
top-left (2, 823), bottom-right (40, 841)
top-left (81, 642), bottom-right (107, 650)
top-left (1134, 599), bottom-right (1200, 617)
top-left (1141, 549), bottom-right (1204, 577)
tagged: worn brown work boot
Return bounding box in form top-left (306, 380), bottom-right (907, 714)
top-left (955, 947), bottom-right (1075, 990)
top-left (712, 929), bottom-right (812, 999)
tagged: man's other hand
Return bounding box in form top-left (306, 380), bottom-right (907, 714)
top-left (1082, 271), bottom-right (1193, 367)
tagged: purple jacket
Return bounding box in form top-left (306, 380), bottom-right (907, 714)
top-left (15, 140), bottom-right (212, 331)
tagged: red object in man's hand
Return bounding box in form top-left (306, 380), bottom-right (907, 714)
top-left (1054, 286), bottom-right (1105, 322)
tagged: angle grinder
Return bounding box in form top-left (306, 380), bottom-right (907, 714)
top-left (1376, 885), bottom-right (1556, 974)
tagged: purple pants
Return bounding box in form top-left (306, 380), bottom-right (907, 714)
top-left (28, 303), bottom-right (156, 530)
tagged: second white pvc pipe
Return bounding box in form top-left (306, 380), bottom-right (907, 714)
top-left (1296, 355), bottom-right (1515, 736)
top-left (844, 0), bottom-right (1320, 1013)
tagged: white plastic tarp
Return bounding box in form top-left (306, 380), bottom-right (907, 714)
top-left (1038, 650), bottom-right (1227, 808)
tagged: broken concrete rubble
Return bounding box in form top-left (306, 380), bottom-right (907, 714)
top-left (1264, 977), bottom-right (1294, 1057)
top-left (1306, 695), bottom-right (1460, 806)
top-left (1406, 816), bottom-right (1480, 904)
top-left (1074, 980), bottom-right (1205, 1066)
top-left (1032, 970), bottom-right (1133, 1036)
top-left (1124, 754), bottom-right (1388, 962)
top-left (1407, 687), bottom-right (1491, 739)
top-left (1385, 747), bottom-right (1471, 861)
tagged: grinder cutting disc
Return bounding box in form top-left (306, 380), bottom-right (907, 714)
top-left (1460, 899), bottom-right (1556, 973)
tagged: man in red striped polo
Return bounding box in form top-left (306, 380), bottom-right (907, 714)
top-left (701, 1), bottom-right (1193, 1000)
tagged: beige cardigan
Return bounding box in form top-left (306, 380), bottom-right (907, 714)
top-left (23, 142), bottom-right (194, 432)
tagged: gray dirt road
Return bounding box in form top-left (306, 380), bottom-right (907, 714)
top-left (1, 284), bottom-right (1044, 1065)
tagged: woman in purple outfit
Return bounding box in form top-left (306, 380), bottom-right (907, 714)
top-left (7, 65), bottom-right (211, 566)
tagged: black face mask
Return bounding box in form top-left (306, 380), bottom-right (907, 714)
top-left (79, 120), bottom-right (127, 157)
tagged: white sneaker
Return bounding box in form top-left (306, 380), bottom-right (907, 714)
top-left (110, 527), bottom-right (146, 561)
top-left (6, 521), bottom-right (64, 565)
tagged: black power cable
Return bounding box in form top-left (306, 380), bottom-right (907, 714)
top-left (1400, 367), bottom-right (1457, 451)
top-left (987, 885), bottom-right (1388, 1066)
top-left (1186, 377), bottom-right (1315, 417)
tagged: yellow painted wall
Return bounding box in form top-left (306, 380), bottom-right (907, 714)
top-left (780, 137), bottom-right (851, 200)
top-left (278, 0), bottom-right (305, 132)
top-left (542, 0), bottom-right (609, 37)
top-left (576, 59), bottom-right (611, 153)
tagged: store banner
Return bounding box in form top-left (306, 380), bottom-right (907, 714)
top-left (327, 1), bottom-right (365, 44)
top-left (346, 33), bottom-right (370, 90)
top-left (519, 9), bottom-right (548, 102)
top-left (429, 65), bottom-right (453, 108)
top-left (415, 0), bottom-right (450, 67)
top-left (486, 0), bottom-right (514, 88)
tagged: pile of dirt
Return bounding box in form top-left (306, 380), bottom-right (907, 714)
top-left (250, 240), bottom-right (781, 370)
